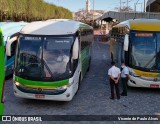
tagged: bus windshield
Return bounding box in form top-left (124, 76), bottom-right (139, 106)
top-left (15, 35), bottom-right (73, 81)
top-left (130, 31), bottom-right (160, 71)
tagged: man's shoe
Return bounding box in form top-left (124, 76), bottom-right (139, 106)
top-left (117, 97), bottom-right (120, 100)
top-left (121, 92), bottom-right (125, 96)
top-left (121, 94), bottom-right (127, 96)
top-left (109, 97), bottom-right (114, 100)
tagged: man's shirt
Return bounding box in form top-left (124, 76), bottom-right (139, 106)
top-left (121, 66), bottom-right (129, 78)
top-left (108, 66), bottom-right (121, 78)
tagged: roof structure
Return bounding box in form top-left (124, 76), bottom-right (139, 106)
top-left (97, 11), bottom-right (160, 22)
top-left (146, 0), bottom-right (160, 12)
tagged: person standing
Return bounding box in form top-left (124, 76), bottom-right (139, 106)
top-left (108, 61), bottom-right (121, 100)
top-left (121, 61), bottom-right (130, 96)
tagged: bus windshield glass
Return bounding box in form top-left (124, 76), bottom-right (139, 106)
top-left (130, 31), bottom-right (160, 71)
top-left (15, 35), bottom-right (73, 81)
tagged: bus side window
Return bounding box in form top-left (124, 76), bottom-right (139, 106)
top-left (81, 30), bottom-right (89, 50)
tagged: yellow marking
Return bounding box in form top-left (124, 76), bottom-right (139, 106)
top-left (113, 19), bottom-right (160, 32)
top-left (133, 69), bottom-right (158, 77)
top-left (130, 20), bottom-right (160, 31)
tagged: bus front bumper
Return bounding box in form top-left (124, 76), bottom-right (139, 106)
top-left (13, 83), bottom-right (74, 101)
top-left (128, 76), bottom-right (160, 88)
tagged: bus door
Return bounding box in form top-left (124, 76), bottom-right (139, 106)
top-left (115, 36), bottom-right (125, 66)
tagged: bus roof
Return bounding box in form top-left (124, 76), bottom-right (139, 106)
top-left (0, 22), bottom-right (28, 44)
top-left (114, 19), bottom-right (160, 32)
top-left (20, 20), bottom-right (93, 35)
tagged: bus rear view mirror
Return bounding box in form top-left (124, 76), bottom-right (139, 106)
top-left (124, 34), bottom-right (129, 51)
top-left (6, 36), bottom-right (18, 56)
top-left (72, 38), bottom-right (79, 60)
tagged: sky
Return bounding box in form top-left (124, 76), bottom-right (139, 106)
top-left (44, 0), bottom-right (147, 12)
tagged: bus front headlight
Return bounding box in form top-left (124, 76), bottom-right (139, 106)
top-left (62, 85), bottom-right (68, 89)
top-left (58, 85), bottom-right (68, 90)
top-left (15, 81), bottom-right (20, 86)
top-left (130, 72), bottom-right (140, 77)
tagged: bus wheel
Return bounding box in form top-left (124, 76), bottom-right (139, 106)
top-left (111, 52), bottom-right (113, 61)
top-left (76, 74), bottom-right (81, 95)
top-left (87, 57), bottom-right (91, 72)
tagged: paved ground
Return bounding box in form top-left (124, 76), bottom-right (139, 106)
top-left (2, 40), bottom-right (160, 124)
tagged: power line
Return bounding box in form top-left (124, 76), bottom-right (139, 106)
top-left (135, 0), bottom-right (140, 5)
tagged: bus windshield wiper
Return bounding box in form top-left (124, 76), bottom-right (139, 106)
top-left (20, 52), bottom-right (55, 80)
top-left (42, 59), bottom-right (55, 80)
top-left (144, 55), bottom-right (156, 68)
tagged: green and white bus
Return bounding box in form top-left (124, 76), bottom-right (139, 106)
top-left (12, 20), bottom-right (93, 101)
top-left (0, 29), bottom-right (5, 115)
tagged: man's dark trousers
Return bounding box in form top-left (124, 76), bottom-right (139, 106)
top-left (121, 77), bottom-right (128, 95)
top-left (110, 78), bottom-right (120, 99)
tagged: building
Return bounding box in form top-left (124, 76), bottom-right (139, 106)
top-left (146, 0), bottom-right (160, 12)
top-left (86, 0), bottom-right (91, 12)
top-left (73, 0), bottom-right (104, 22)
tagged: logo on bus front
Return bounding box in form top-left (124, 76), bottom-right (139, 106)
top-left (38, 88), bottom-right (43, 92)
top-left (153, 78), bottom-right (158, 82)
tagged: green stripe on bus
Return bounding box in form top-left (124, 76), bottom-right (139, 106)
top-left (81, 45), bottom-right (90, 76)
top-left (14, 76), bottom-right (69, 88)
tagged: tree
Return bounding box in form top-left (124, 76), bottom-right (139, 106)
top-left (115, 6), bottom-right (133, 12)
top-left (0, 0), bottom-right (72, 21)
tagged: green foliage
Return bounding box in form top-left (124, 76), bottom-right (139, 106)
top-left (0, 0), bottom-right (72, 21)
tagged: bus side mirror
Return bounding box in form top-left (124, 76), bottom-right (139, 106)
top-left (124, 34), bottom-right (129, 51)
top-left (6, 36), bottom-right (18, 56)
top-left (72, 38), bottom-right (79, 60)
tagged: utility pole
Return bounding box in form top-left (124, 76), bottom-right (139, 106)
top-left (148, 3), bottom-right (150, 18)
top-left (144, 0), bottom-right (146, 12)
top-left (93, 0), bottom-right (94, 27)
top-left (141, 3), bottom-right (143, 12)
top-left (127, 0), bottom-right (128, 9)
top-left (135, 0), bottom-right (140, 12)
top-left (120, 0), bottom-right (121, 12)
top-left (137, 3), bottom-right (143, 12)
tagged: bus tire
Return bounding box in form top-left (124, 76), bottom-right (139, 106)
top-left (111, 52), bottom-right (113, 62)
top-left (87, 57), bottom-right (91, 72)
top-left (76, 73), bottom-right (81, 95)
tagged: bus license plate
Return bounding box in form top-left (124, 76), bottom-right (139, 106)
top-left (150, 84), bottom-right (159, 88)
top-left (35, 94), bottom-right (45, 99)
